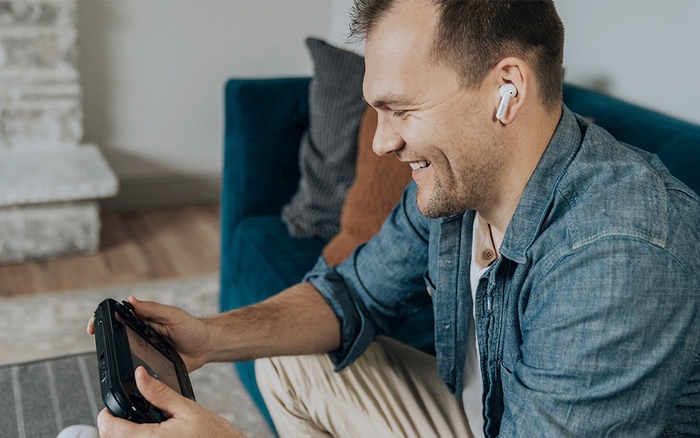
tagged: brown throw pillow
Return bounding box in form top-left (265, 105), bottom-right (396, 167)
top-left (322, 108), bottom-right (413, 266)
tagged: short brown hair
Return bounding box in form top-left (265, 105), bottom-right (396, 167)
top-left (350, 0), bottom-right (565, 110)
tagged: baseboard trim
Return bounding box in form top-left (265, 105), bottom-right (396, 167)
top-left (100, 173), bottom-right (221, 211)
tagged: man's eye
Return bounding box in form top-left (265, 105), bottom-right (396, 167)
top-left (392, 110), bottom-right (408, 118)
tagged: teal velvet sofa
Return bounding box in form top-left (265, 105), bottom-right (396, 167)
top-left (219, 78), bottom-right (700, 428)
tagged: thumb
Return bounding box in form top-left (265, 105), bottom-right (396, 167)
top-left (134, 366), bottom-right (188, 418)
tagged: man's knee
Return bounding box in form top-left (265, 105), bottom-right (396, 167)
top-left (254, 356), bottom-right (276, 397)
top-left (255, 353), bottom-right (334, 404)
top-left (254, 356), bottom-right (290, 404)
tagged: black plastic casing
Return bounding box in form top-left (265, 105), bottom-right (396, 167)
top-left (93, 298), bottom-right (196, 423)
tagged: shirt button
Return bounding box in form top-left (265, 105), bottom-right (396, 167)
top-left (483, 249), bottom-right (494, 260)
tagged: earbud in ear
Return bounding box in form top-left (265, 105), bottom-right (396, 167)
top-left (496, 84), bottom-right (518, 120)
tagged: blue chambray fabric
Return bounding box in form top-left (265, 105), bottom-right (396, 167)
top-left (304, 107), bottom-right (700, 436)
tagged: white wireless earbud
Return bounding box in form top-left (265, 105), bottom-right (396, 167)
top-left (496, 84), bottom-right (518, 120)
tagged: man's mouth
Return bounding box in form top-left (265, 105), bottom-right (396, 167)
top-left (409, 160), bottom-right (430, 170)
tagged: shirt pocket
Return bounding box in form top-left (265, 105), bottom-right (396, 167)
top-left (423, 271), bottom-right (437, 297)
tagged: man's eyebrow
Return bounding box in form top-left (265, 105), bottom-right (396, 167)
top-left (366, 93), bottom-right (411, 109)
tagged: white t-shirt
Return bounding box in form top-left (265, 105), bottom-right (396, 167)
top-left (462, 214), bottom-right (494, 438)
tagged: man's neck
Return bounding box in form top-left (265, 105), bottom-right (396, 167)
top-left (478, 106), bottom-right (562, 248)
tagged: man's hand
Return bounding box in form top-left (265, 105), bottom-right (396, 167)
top-left (87, 296), bottom-right (211, 372)
top-left (97, 366), bottom-right (245, 438)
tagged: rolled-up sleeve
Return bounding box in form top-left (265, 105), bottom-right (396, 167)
top-left (304, 181), bottom-right (433, 370)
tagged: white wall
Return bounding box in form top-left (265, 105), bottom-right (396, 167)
top-left (329, 0), bottom-right (358, 49)
top-left (78, 0), bottom-right (331, 209)
top-left (80, 0), bottom-right (700, 209)
top-left (556, 0), bottom-right (700, 125)
top-left (329, 0), bottom-right (700, 125)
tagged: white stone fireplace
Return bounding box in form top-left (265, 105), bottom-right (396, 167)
top-left (0, 0), bottom-right (118, 263)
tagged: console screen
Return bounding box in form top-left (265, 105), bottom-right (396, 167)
top-left (125, 325), bottom-right (181, 394)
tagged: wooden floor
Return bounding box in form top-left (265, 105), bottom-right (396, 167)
top-left (0, 204), bottom-right (220, 297)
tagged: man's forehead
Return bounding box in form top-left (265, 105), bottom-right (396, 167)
top-left (362, 63), bottom-right (421, 110)
top-left (362, 1), bottom-right (439, 106)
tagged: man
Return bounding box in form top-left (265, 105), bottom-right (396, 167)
top-left (90, 0), bottom-right (700, 436)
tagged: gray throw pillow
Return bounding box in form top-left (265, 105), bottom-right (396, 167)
top-left (281, 37), bottom-right (367, 240)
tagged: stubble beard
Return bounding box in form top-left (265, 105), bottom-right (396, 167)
top-left (417, 177), bottom-right (469, 218)
top-left (415, 153), bottom-right (499, 219)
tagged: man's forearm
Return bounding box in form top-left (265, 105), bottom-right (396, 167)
top-left (202, 282), bottom-right (341, 363)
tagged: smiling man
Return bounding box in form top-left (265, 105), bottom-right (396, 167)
top-left (91, 0), bottom-right (700, 437)
top-left (361, 0), bottom-right (560, 235)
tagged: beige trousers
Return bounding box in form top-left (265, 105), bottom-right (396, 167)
top-left (255, 337), bottom-right (473, 438)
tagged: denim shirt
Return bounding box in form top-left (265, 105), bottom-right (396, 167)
top-left (304, 107), bottom-right (700, 436)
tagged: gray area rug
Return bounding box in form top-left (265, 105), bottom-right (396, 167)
top-left (0, 275), bottom-right (273, 438)
top-left (1, 353), bottom-right (106, 438)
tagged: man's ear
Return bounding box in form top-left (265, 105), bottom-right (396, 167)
top-left (492, 57), bottom-right (529, 124)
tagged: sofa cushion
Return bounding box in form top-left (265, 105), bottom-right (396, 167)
top-left (223, 215), bottom-right (327, 310)
top-left (281, 38), bottom-right (367, 240)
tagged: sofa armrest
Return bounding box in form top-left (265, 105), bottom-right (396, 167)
top-left (221, 77), bottom-right (311, 229)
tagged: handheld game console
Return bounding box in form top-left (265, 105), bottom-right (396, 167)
top-left (93, 298), bottom-right (196, 423)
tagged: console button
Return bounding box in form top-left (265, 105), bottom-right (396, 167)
top-left (121, 301), bottom-right (135, 313)
top-left (129, 392), bottom-right (151, 413)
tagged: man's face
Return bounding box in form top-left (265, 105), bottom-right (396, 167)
top-left (363, 0), bottom-right (502, 218)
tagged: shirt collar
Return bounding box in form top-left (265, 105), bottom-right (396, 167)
top-left (499, 105), bottom-right (583, 263)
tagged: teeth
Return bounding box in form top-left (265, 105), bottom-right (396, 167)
top-left (409, 160), bottom-right (429, 170)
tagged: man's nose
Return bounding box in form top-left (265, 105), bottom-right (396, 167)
top-left (372, 113), bottom-right (405, 156)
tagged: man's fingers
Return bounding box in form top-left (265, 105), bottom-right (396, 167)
top-left (128, 296), bottom-right (182, 326)
top-left (97, 408), bottom-right (121, 437)
top-left (87, 316), bottom-right (95, 335)
top-left (135, 366), bottom-right (189, 418)
top-left (97, 407), bottom-right (158, 438)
